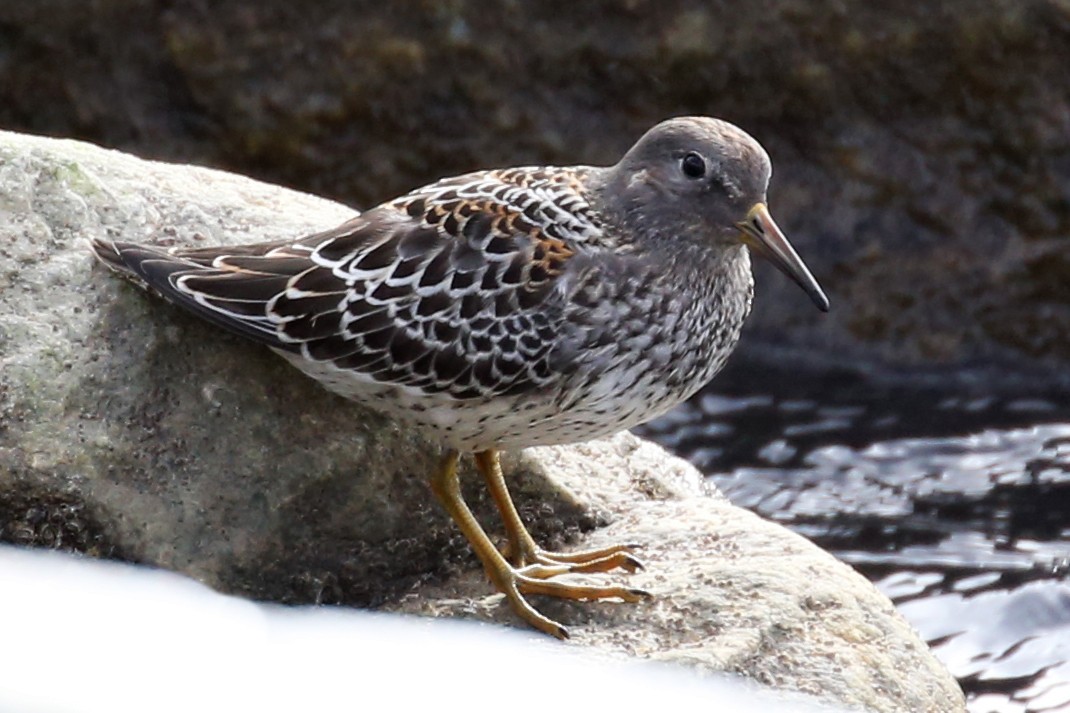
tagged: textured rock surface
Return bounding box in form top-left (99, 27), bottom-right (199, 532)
top-left (0, 131), bottom-right (963, 712)
top-left (0, 1), bottom-right (1067, 381)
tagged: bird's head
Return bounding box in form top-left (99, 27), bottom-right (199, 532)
top-left (603, 116), bottom-right (829, 312)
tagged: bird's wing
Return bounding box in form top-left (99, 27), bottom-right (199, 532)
top-left (90, 167), bottom-right (603, 399)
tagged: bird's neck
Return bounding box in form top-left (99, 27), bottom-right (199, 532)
top-left (673, 241), bottom-right (754, 307)
top-left (620, 216), bottom-right (750, 286)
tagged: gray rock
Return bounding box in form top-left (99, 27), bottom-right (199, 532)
top-left (0, 131), bottom-right (964, 712)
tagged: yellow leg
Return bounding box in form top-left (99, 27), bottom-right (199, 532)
top-left (430, 450), bottom-right (649, 639)
top-left (474, 449), bottom-right (644, 576)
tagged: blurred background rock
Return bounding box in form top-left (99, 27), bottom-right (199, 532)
top-left (2, 0), bottom-right (1068, 383)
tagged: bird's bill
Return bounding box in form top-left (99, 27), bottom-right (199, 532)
top-left (737, 203), bottom-right (829, 312)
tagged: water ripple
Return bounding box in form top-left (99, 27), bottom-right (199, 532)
top-left (637, 365), bottom-right (1070, 712)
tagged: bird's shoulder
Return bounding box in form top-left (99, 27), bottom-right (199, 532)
top-left (385, 165), bottom-right (603, 246)
top-left (269, 165), bottom-right (607, 305)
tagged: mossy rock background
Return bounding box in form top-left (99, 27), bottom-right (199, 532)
top-left (1, 0), bottom-right (1068, 380)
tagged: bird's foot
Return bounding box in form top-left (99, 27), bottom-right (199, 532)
top-left (492, 565), bottom-right (652, 639)
top-left (505, 541), bottom-right (644, 576)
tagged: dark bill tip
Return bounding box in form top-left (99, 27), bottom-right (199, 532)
top-left (738, 203), bottom-right (829, 312)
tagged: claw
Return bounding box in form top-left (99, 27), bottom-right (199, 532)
top-left (517, 576), bottom-right (650, 603)
top-left (521, 550), bottom-right (645, 577)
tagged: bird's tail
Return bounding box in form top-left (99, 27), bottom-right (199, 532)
top-left (87, 238), bottom-right (297, 350)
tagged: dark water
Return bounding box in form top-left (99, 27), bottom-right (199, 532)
top-left (636, 358), bottom-right (1070, 713)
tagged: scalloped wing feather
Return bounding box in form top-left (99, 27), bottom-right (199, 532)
top-left (90, 167), bottom-right (603, 400)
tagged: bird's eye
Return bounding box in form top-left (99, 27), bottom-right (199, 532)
top-left (681, 152), bottom-right (706, 179)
